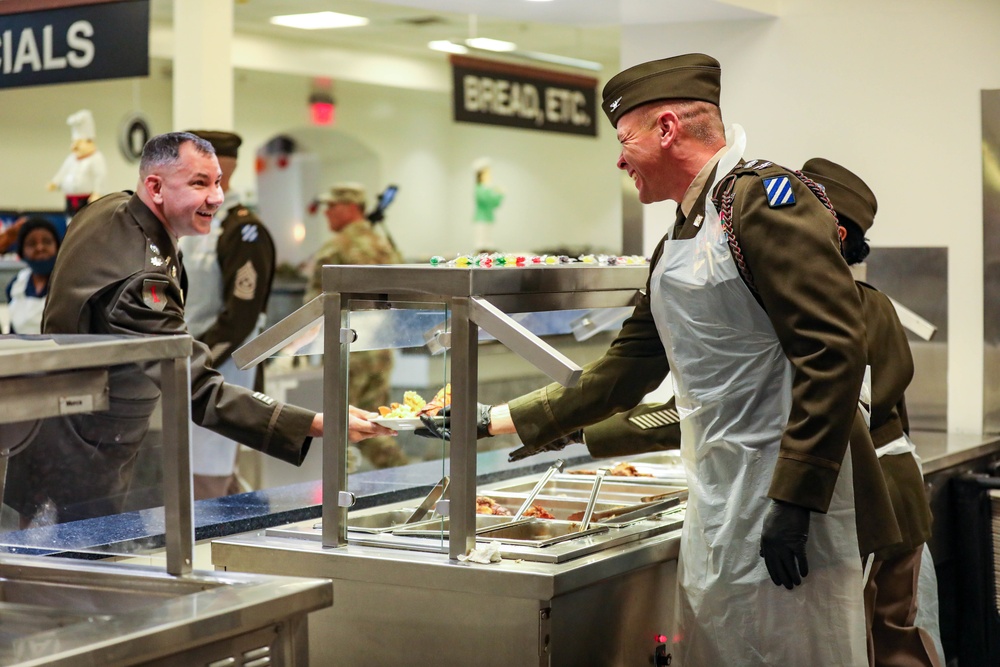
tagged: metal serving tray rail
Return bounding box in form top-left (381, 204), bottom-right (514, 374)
top-left (268, 480), bottom-right (686, 564)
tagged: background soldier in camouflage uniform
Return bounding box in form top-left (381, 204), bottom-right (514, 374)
top-left (306, 183), bottom-right (406, 468)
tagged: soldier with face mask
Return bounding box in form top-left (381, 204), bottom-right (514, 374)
top-left (4, 217), bottom-right (60, 334)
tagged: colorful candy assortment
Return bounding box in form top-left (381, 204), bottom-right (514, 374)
top-left (428, 252), bottom-right (648, 268)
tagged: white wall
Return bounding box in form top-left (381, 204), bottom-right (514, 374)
top-left (0, 58), bottom-right (623, 263)
top-left (622, 0), bottom-right (1000, 432)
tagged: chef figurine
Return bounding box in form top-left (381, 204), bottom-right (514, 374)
top-left (47, 109), bottom-right (107, 217)
top-left (473, 157), bottom-right (504, 252)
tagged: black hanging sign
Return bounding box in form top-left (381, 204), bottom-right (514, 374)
top-left (451, 55), bottom-right (598, 137)
top-left (0, 0), bottom-right (149, 89)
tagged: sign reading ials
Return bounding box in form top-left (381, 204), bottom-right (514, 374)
top-left (452, 55), bottom-right (598, 137)
top-left (0, 0), bottom-right (149, 89)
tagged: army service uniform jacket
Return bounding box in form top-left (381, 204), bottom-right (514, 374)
top-left (858, 281), bottom-right (933, 560)
top-left (509, 160), bottom-right (901, 555)
top-left (188, 203), bottom-right (276, 371)
top-left (5, 193), bottom-right (313, 521)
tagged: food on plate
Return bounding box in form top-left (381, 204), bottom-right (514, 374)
top-left (377, 386), bottom-right (448, 418)
top-left (476, 495), bottom-right (512, 516)
top-left (420, 383), bottom-right (451, 416)
top-left (568, 461), bottom-right (654, 477)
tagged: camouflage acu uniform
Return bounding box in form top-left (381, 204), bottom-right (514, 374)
top-left (307, 219), bottom-right (406, 468)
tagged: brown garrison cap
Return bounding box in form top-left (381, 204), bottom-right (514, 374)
top-left (601, 53), bottom-right (721, 127)
top-left (188, 130), bottom-right (242, 158)
top-left (800, 158), bottom-right (878, 233)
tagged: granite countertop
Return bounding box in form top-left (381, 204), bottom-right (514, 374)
top-left (3, 431), bottom-right (998, 560)
top-left (0, 445), bottom-right (593, 559)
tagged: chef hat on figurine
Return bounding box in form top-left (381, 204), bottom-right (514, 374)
top-left (67, 109), bottom-right (96, 141)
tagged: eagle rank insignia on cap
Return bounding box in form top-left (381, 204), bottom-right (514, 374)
top-left (763, 176), bottom-right (796, 208)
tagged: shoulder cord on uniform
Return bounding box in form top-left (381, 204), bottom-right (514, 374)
top-left (712, 165), bottom-right (839, 299)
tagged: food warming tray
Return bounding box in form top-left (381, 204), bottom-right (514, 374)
top-left (488, 477), bottom-right (687, 504)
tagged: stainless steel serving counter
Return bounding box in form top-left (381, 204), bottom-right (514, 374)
top-left (212, 459), bottom-right (685, 667)
top-left (0, 335), bottom-right (335, 666)
top-left (910, 430), bottom-right (1000, 474)
top-left (0, 555), bottom-right (330, 667)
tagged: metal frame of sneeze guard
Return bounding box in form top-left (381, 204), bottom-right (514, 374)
top-left (0, 335), bottom-right (195, 576)
top-left (324, 264), bottom-right (646, 560)
top-left (236, 264), bottom-right (647, 559)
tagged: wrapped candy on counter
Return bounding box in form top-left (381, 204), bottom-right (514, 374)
top-left (429, 252), bottom-right (648, 268)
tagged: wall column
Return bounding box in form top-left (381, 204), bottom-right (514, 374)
top-left (172, 0), bottom-right (234, 131)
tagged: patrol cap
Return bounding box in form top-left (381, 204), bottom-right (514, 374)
top-left (187, 130), bottom-right (242, 158)
top-left (601, 53), bottom-right (721, 127)
top-left (800, 158), bottom-right (878, 233)
top-left (318, 182), bottom-right (366, 207)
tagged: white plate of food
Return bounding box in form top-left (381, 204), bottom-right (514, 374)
top-left (370, 416), bottom-right (445, 430)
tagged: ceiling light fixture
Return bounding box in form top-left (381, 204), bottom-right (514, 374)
top-left (428, 40), bottom-right (469, 55)
top-left (270, 11), bottom-right (369, 30)
top-left (429, 40), bottom-right (601, 72)
top-left (465, 37), bottom-right (517, 52)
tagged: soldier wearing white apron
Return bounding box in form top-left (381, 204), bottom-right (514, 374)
top-left (179, 131), bottom-right (276, 499)
top-left (483, 55), bottom-right (901, 665)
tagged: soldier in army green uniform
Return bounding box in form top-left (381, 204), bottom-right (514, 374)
top-left (471, 54), bottom-right (898, 665)
top-left (801, 159), bottom-right (940, 667)
top-left (179, 130), bottom-right (277, 500)
top-left (307, 183), bottom-right (407, 468)
top-left (4, 133), bottom-right (391, 524)
top-left (507, 157), bottom-right (941, 667)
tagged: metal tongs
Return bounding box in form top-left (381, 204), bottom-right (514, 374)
top-left (403, 476), bottom-right (450, 525)
top-left (511, 459), bottom-right (565, 521)
top-left (579, 467), bottom-right (609, 531)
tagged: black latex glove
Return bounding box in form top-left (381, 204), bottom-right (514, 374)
top-left (759, 500), bottom-right (811, 590)
top-left (508, 429), bottom-right (583, 462)
top-left (414, 404), bottom-right (493, 440)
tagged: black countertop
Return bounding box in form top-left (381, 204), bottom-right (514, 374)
top-left (3, 431), bottom-right (997, 560)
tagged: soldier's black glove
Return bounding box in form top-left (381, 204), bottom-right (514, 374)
top-left (508, 430), bottom-right (583, 462)
top-left (759, 499), bottom-right (811, 590)
top-left (414, 404), bottom-right (493, 440)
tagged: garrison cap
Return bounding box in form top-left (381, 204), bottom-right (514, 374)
top-left (318, 182), bottom-right (366, 207)
top-left (601, 53), bottom-right (721, 127)
top-left (800, 158), bottom-right (878, 233)
top-left (188, 130), bottom-right (242, 158)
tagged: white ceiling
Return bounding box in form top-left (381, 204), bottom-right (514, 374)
top-left (151, 0), bottom-right (777, 73)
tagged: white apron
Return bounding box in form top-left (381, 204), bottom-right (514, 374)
top-left (179, 206), bottom-right (260, 477)
top-left (8, 267), bottom-right (46, 334)
top-left (651, 127), bottom-right (867, 666)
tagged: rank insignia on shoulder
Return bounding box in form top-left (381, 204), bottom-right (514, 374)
top-left (241, 224), bottom-right (259, 242)
top-left (142, 279), bottom-right (170, 311)
top-left (252, 391), bottom-right (276, 406)
top-left (763, 176), bottom-right (796, 207)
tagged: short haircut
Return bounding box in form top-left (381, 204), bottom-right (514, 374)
top-left (139, 132), bottom-right (215, 177)
top-left (637, 99), bottom-right (725, 146)
top-left (839, 217), bottom-right (870, 266)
